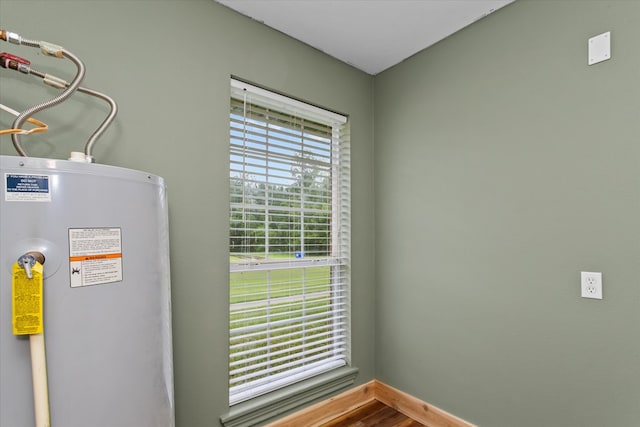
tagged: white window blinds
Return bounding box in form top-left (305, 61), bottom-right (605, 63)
top-left (229, 79), bottom-right (351, 405)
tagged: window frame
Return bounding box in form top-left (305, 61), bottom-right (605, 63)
top-left (228, 78), bottom-right (351, 406)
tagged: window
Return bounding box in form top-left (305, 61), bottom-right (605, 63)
top-left (229, 79), bottom-right (350, 405)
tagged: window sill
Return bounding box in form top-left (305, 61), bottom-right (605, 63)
top-left (220, 366), bottom-right (359, 427)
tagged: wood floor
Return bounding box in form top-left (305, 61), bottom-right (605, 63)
top-left (318, 400), bottom-right (426, 427)
top-left (264, 380), bottom-right (473, 427)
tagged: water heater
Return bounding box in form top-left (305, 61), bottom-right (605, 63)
top-left (0, 155), bottom-right (174, 427)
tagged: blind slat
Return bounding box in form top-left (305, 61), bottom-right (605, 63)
top-left (230, 321), bottom-right (347, 351)
top-left (230, 347), bottom-right (348, 382)
top-left (229, 337), bottom-right (348, 372)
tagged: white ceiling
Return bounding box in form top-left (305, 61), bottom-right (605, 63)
top-left (215, 0), bottom-right (515, 75)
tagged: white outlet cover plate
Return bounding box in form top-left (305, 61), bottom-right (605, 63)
top-left (588, 31), bottom-right (611, 65)
top-left (581, 271), bottom-right (603, 299)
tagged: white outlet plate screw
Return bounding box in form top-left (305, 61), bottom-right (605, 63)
top-left (581, 271), bottom-right (603, 299)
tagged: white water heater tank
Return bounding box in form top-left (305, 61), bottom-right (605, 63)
top-left (0, 155), bottom-right (174, 427)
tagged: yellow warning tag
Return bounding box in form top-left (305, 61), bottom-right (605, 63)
top-left (12, 261), bottom-right (44, 335)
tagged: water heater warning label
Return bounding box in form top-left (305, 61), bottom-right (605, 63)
top-left (5, 173), bottom-right (51, 202)
top-left (69, 228), bottom-right (123, 288)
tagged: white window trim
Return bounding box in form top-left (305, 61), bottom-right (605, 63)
top-left (228, 78), bottom-right (352, 406)
top-left (230, 79), bottom-right (347, 126)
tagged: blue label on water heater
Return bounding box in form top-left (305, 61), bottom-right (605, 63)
top-left (5, 174), bottom-right (51, 202)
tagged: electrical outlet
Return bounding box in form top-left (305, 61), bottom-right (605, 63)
top-left (581, 271), bottom-right (603, 299)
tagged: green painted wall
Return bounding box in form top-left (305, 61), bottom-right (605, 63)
top-left (4, 1), bottom-right (639, 426)
top-left (374, 1), bottom-right (640, 426)
top-left (0, 1), bottom-right (375, 426)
